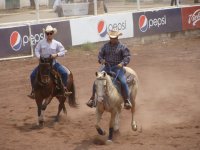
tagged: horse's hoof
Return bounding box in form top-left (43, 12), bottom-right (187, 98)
top-left (124, 101), bottom-right (132, 109)
top-left (64, 91), bottom-right (72, 97)
top-left (124, 105), bottom-right (132, 110)
top-left (114, 126), bottom-right (119, 132)
top-left (132, 124), bottom-right (137, 131)
top-left (39, 121), bottom-right (44, 128)
top-left (106, 140), bottom-right (113, 145)
top-left (96, 127), bottom-right (106, 135)
top-left (55, 117), bottom-right (59, 122)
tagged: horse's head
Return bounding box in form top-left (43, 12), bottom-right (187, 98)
top-left (38, 57), bottom-right (53, 84)
top-left (94, 71), bottom-right (107, 101)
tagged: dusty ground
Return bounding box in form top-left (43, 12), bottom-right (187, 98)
top-left (0, 36), bottom-right (200, 150)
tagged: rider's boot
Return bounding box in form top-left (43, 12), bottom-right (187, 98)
top-left (27, 90), bottom-right (35, 99)
top-left (124, 98), bottom-right (132, 110)
top-left (87, 95), bottom-right (95, 108)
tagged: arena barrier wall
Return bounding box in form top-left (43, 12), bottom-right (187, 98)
top-left (0, 5), bottom-right (200, 60)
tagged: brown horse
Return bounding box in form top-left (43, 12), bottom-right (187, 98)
top-left (34, 57), bottom-right (77, 126)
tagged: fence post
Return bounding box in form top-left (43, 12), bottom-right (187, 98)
top-left (36, 0), bottom-right (40, 23)
top-left (94, 0), bottom-right (97, 15)
top-left (137, 0), bottom-right (140, 10)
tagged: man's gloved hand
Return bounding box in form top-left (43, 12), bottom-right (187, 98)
top-left (51, 53), bottom-right (58, 59)
top-left (117, 63), bottom-right (123, 68)
top-left (100, 59), bottom-right (106, 65)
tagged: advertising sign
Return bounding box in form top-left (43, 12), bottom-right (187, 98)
top-left (182, 6), bottom-right (200, 30)
top-left (0, 25), bottom-right (31, 59)
top-left (133, 8), bottom-right (182, 37)
top-left (70, 12), bottom-right (134, 46)
top-left (30, 21), bottom-right (72, 49)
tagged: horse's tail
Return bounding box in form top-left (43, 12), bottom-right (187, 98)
top-left (68, 75), bottom-right (78, 108)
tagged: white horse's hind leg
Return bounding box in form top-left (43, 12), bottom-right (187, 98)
top-left (131, 96), bottom-right (137, 131)
top-left (114, 111), bottom-right (120, 131)
top-left (130, 86), bottom-right (138, 131)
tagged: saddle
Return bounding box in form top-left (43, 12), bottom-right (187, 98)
top-left (50, 69), bottom-right (64, 93)
top-left (108, 68), bottom-right (135, 84)
top-left (108, 68), bottom-right (136, 98)
top-left (50, 66), bottom-right (72, 97)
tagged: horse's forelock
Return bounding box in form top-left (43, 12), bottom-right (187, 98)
top-left (96, 71), bottom-right (107, 80)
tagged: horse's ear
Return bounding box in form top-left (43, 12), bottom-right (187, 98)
top-left (103, 72), bottom-right (106, 77)
top-left (95, 72), bottom-right (98, 76)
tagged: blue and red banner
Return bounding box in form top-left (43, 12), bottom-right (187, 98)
top-left (31, 21), bottom-right (72, 49)
top-left (133, 8), bottom-right (182, 37)
top-left (0, 25), bottom-right (31, 59)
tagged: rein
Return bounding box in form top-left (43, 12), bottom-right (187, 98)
top-left (96, 78), bottom-right (108, 100)
top-left (37, 71), bottom-right (51, 87)
top-left (37, 61), bottom-right (53, 87)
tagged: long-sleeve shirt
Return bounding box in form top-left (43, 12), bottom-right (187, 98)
top-left (98, 42), bottom-right (131, 67)
top-left (35, 38), bottom-right (66, 65)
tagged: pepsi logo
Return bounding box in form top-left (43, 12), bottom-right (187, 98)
top-left (10, 31), bottom-right (22, 51)
top-left (97, 20), bottom-right (107, 37)
top-left (139, 15), bottom-right (148, 32)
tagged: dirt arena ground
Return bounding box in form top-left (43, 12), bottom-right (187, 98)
top-left (0, 36), bottom-right (199, 150)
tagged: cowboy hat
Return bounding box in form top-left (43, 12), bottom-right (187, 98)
top-left (108, 30), bottom-right (122, 38)
top-left (43, 25), bottom-right (57, 34)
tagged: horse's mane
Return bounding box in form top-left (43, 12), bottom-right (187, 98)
top-left (96, 71), bottom-right (123, 102)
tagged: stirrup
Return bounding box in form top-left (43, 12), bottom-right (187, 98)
top-left (86, 99), bottom-right (95, 108)
top-left (64, 87), bottom-right (72, 96)
top-left (64, 91), bottom-right (72, 97)
top-left (124, 99), bottom-right (132, 110)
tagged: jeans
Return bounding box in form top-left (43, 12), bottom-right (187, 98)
top-left (91, 65), bottom-right (129, 100)
top-left (30, 62), bottom-right (68, 89)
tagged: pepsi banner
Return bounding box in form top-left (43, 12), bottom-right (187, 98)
top-left (31, 21), bottom-right (72, 49)
top-left (133, 8), bottom-right (182, 37)
top-left (182, 6), bottom-right (200, 30)
top-left (0, 25), bottom-right (31, 59)
top-left (70, 13), bottom-right (133, 45)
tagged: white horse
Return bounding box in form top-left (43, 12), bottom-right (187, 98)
top-left (94, 67), bottom-right (139, 142)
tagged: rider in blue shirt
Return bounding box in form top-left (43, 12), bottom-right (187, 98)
top-left (87, 30), bottom-right (132, 109)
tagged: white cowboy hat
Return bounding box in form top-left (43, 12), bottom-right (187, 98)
top-left (43, 25), bottom-right (57, 34)
top-left (108, 30), bottom-right (122, 38)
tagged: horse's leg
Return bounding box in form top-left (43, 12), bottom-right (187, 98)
top-left (95, 102), bottom-right (106, 135)
top-left (107, 110), bottom-right (117, 143)
top-left (42, 96), bottom-right (53, 110)
top-left (114, 106), bottom-right (121, 132)
top-left (36, 99), bottom-right (44, 127)
top-left (130, 88), bottom-right (137, 131)
top-left (55, 97), bottom-right (65, 122)
top-left (62, 103), bottom-right (67, 114)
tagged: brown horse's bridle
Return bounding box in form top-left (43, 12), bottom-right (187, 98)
top-left (38, 62), bottom-right (52, 86)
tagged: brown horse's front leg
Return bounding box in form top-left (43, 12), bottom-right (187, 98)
top-left (36, 99), bottom-right (44, 127)
top-left (42, 96), bottom-right (53, 110)
top-left (55, 97), bottom-right (66, 122)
